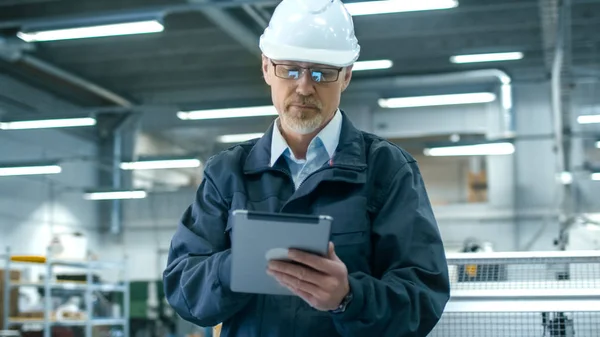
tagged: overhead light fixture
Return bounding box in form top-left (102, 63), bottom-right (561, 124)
top-left (596, 141), bottom-right (600, 149)
top-left (0, 117), bottom-right (96, 130)
top-left (83, 190), bottom-right (147, 200)
top-left (217, 133), bottom-right (265, 143)
top-left (177, 105), bottom-right (278, 120)
top-left (0, 164), bottom-right (62, 176)
top-left (557, 172), bottom-right (573, 185)
top-left (450, 52), bottom-right (524, 64)
top-left (578, 115), bottom-right (600, 124)
top-left (424, 142), bottom-right (515, 156)
top-left (345, 0), bottom-right (458, 16)
top-left (17, 20), bottom-right (164, 42)
top-left (378, 92), bottom-right (496, 109)
top-left (120, 159), bottom-right (201, 170)
top-left (592, 173), bottom-right (600, 181)
top-left (352, 59), bottom-right (393, 71)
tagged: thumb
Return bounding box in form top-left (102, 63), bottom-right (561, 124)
top-left (328, 241), bottom-right (340, 261)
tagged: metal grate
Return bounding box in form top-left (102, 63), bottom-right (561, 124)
top-left (429, 251), bottom-right (600, 336)
top-left (429, 312), bottom-right (600, 337)
top-left (446, 251), bottom-right (600, 291)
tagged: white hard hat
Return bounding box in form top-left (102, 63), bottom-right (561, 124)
top-left (259, 0), bottom-right (360, 67)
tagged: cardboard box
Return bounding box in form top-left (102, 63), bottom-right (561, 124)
top-left (0, 269), bottom-right (21, 328)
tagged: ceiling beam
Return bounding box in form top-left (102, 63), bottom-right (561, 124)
top-left (0, 37), bottom-right (134, 108)
top-left (0, 0), bottom-right (278, 30)
top-left (188, 0), bottom-right (262, 58)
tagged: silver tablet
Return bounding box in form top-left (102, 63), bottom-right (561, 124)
top-left (229, 210), bottom-right (333, 296)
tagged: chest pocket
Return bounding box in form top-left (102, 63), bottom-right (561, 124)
top-left (316, 195), bottom-right (370, 247)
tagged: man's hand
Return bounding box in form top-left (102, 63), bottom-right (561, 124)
top-left (267, 242), bottom-right (349, 311)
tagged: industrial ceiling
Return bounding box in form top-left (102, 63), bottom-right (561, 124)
top-left (0, 0), bottom-right (599, 156)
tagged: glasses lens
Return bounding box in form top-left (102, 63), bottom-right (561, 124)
top-left (313, 69), bottom-right (338, 82)
top-left (276, 65), bottom-right (300, 79)
top-left (275, 64), bottom-right (338, 83)
top-left (311, 71), bottom-right (323, 82)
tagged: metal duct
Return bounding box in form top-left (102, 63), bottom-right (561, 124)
top-left (349, 69), bottom-right (515, 137)
top-left (17, 55), bottom-right (134, 108)
top-left (0, 38), bottom-right (133, 108)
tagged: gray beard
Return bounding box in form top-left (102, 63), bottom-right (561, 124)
top-left (280, 113), bottom-right (324, 135)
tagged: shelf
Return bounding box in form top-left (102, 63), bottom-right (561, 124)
top-left (8, 317), bottom-right (127, 326)
top-left (10, 281), bottom-right (127, 292)
top-left (7, 259), bottom-right (125, 270)
top-left (2, 246), bottom-right (129, 337)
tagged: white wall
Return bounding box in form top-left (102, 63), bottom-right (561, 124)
top-left (99, 188), bottom-right (195, 281)
top-left (0, 129), bottom-right (100, 262)
top-left (0, 74), bottom-right (108, 283)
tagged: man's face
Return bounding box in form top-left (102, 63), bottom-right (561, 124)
top-left (261, 55), bottom-right (353, 135)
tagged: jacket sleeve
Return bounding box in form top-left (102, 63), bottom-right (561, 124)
top-left (332, 161), bottom-right (450, 336)
top-left (162, 171), bottom-right (254, 327)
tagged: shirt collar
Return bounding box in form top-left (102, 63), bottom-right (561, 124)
top-left (270, 109), bottom-right (342, 167)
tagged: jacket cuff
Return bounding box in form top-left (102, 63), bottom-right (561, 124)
top-left (218, 253), bottom-right (232, 289)
top-left (331, 275), bottom-right (364, 321)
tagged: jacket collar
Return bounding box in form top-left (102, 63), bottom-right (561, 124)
top-left (243, 109), bottom-right (367, 174)
top-left (270, 108), bottom-right (342, 167)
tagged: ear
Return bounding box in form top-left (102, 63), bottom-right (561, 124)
top-left (341, 65), bottom-right (353, 92)
top-left (262, 55), bottom-right (272, 86)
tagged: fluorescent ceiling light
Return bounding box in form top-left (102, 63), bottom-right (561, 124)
top-left (17, 20), bottom-right (164, 42)
top-left (0, 165), bottom-right (61, 176)
top-left (378, 92), bottom-right (496, 109)
top-left (178, 106), bottom-right (278, 120)
top-left (217, 133), bottom-right (265, 143)
top-left (84, 190), bottom-right (147, 200)
top-left (596, 141), bottom-right (600, 149)
top-left (0, 117), bottom-right (96, 130)
top-left (120, 159), bottom-right (201, 170)
top-left (592, 173), bottom-right (600, 181)
top-left (557, 172), bottom-right (573, 185)
top-left (450, 52), bottom-right (524, 64)
top-left (352, 59), bottom-right (393, 71)
top-left (578, 115), bottom-right (600, 124)
top-left (424, 142), bottom-right (515, 156)
top-left (345, 0), bottom-right (458, 16)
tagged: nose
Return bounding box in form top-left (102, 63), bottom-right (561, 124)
top-left (295, 70), bottom-right (316, 96)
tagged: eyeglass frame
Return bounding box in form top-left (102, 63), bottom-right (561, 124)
top-left (269, 60), bottom-right (344, 84)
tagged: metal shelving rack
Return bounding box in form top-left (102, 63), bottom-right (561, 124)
top-left (1, 246), bottom-right (130, 337)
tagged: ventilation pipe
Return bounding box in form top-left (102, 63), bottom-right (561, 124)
top-left (349, 69), bottom-right (515, 138)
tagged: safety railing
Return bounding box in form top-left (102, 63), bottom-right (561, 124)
top-left (429, 250), bottom-right (600, 337)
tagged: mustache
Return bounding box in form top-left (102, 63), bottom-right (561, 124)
top-left (285, 96), bottom-right (322, 109)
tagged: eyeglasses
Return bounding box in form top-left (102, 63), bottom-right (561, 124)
top-left (270, 61), bottom-right (342, 83)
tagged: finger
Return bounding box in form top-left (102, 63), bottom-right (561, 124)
top-left (278, 277), bottom-right (321, 308)
top-left (268, 261), bottom-right (325, 286)
top-left (292, 287), bottom-right (318, 307)
top-left (268, 269), bottom-right (328, 297)
top-left (287, 249), bottom-right (334, 273)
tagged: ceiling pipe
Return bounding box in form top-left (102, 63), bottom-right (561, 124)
top-left (0, 47), bottom-right (134, 108)
top-left (349, 69), bottom-right (515, 137)
top-left (242, 4), bottom-right (269, 28)
top-left (188, 0), bottom-right (262, 58)
top-left (20, 55), bottom-right (134, 108)
top-left (0, 0), bottom-right (278, 30)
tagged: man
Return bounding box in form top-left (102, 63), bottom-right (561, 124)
top-left (163, 0), bottom-right (450, 336)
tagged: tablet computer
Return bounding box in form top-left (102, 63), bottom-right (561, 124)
top-left (229, 209), bottom-right (333, 296)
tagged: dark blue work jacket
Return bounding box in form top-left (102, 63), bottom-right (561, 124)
top-left (163, 111), bottom-right (450, 337)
